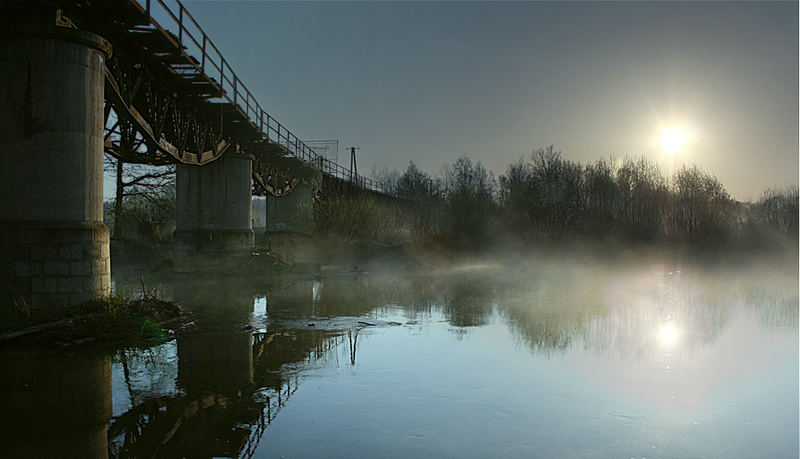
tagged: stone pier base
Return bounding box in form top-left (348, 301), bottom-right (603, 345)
top-left (173, 229), bottom-right (254, 272)
top-left (0, 222), bottom-right (110, 307)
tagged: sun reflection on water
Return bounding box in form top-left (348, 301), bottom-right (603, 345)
top-left (659, 322), bottom-right (680, 346)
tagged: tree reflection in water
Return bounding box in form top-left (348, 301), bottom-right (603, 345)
top-left (2, 251), bottom-right (794, 458)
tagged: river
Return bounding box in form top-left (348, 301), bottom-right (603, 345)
top-left (1, 250), bottom-right (797, 458)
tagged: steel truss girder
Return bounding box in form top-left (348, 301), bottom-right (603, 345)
top-left (103, 53), bottom-right (230, 166)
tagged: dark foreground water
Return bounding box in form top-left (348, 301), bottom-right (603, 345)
top-left (2, 251), bottom-right (798, 458)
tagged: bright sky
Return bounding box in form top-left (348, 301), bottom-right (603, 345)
top-left (175, 1), bottom-right (797, 201)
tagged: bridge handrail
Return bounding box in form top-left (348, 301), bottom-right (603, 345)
top-left (137, 0), bottom-right (392, 195)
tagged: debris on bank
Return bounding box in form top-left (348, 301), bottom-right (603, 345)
top-left (242, 246), bottom-right (294, 272)
top-left (1, 295), bottom-right (188, 348)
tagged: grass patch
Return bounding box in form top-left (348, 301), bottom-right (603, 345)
top-left (1, 294), bottom-right (186, 349)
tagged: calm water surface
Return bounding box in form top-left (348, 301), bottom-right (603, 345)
top-left (2, 252), bottom-right (797, 458)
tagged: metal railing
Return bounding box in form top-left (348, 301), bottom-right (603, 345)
top-left (136, 0), bottom-right (388, 193)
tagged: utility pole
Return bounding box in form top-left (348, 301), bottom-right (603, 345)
top-left (348, 146), bottom-right (359, 183)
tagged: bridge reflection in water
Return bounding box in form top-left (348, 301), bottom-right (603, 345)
top-left (106, 279), bottom-right (343, 458)
top-left (0, 257), bottom-right (796, 457)
top-left (0, 275), bottom-right (347, 458)
top-left (101, 272), bottom-right (417, 457)
top-left (0, 350), bottom-right (112, 458)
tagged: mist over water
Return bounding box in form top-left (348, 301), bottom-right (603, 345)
top-left (3, 249), bottom-right (797, 458)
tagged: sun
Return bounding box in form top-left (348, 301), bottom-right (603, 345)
top-left (659, 127), bottom-right (687, 154)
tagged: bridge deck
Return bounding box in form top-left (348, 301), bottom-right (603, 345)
top-left (46, 0), bottom-right (387, 194)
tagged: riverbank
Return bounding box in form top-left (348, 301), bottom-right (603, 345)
top-left (1, 292), bottom-right (186, 349)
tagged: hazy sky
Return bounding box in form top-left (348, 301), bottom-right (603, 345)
top-left (178, 1), bottom-right (797, 200)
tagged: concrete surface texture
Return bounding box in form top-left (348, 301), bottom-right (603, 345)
top-left (266, 182), bottom-right (315, 235)
top-left (0, 27), bottom-right (111, 308)
top-left (174, 151), bottom-right (254, 271)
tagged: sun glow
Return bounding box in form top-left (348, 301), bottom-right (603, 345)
top-left (659, 323), bottom-right (680, 346)
top-left (659, 127), bottom-right (687, 154)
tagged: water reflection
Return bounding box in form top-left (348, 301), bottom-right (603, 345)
top-left (107, 285), bottom-right (259, 457)
top-left (658, 322), bottom-right (679, 346)
top-left (439, 275), bottom-right (495, 328)
top-left (112, 255), bottom-right (797, 456)
top-left (347, 329), bottom-right (359, 366)
top-left (1, 253), bottom-right (795, 457)
top-left (491, 256), bottom-right (798, 359)
top-left (0, 349), bottom-right (112, 458)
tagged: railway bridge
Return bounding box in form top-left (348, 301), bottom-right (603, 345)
top-left (0, 0), bottom-right (396, 307)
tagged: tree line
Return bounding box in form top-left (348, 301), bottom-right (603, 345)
top-left (368, 146), bottom-right (797, 248)
top-left (102, 146), bottom-right (797, 253)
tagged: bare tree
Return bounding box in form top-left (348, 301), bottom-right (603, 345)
top-left (103, 153), bottom-right (175, 237)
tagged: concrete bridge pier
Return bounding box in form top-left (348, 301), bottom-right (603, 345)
top-left (266, 181), bottom-right (315, 235)
top-left (0, 26), bottom-right (112, 309)
top-left (174, 151), bottom-right (254, 272)
top-left (266, 180), bottom-right (318, 264)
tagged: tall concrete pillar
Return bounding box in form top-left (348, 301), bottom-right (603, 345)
top-left (266, 180), bottom-right (321, 269)
top-left (265, 181), bottom-right (315, 235)
top-left (0, 26), bottom-right (112, 309)
top-left (265, 181), bottom-right (320, 264)
top-left (174, 151), bottom-right (254, 272)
